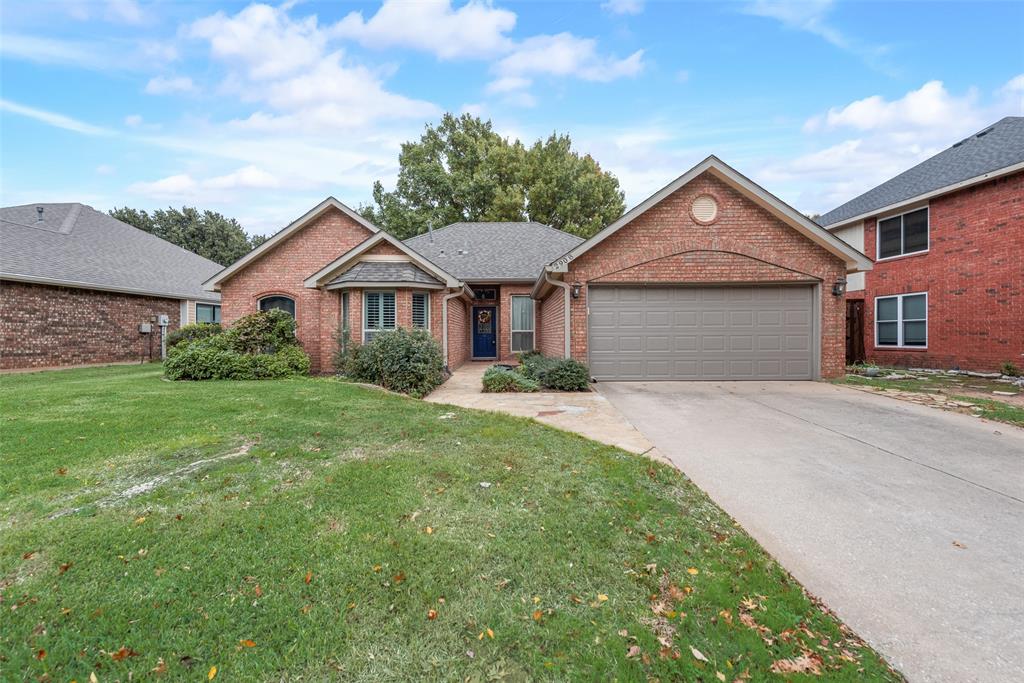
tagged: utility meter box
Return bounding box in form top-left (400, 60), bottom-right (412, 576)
top-left (156, 314), bottom-right (170, 326)
top-left (139, 323), bottom-right (152, 334)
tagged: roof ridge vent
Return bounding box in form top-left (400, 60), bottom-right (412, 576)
top-left (975, 126), bottom-right (994, 138)
top-left (36, 206), bottom-right (44, 222)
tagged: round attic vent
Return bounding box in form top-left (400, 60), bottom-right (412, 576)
top-left (691, 195), bottom-right (718, 223)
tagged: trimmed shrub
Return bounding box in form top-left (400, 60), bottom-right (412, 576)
top-left (164, 336), bottom-right (310, 381)
top-left (167, 322), bottom-right (222, 350)
top-left (341, 328), bottom-right (444, 398)
top-left (1002, 361), bottom-right (1020, 377)
top-left (518, 353), bottom-right (591, 391)
top-left (482, 366), bottom-right (539, 393)
top-left (542, 358), bottom-right (590, 391)
top-left (230, 309), bottom-right (299, 354)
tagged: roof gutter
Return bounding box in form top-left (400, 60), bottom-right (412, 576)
top-left (542, 271), bottom-right (572, 359)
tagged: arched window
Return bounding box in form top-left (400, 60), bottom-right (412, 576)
top-left (259, 295), bottom-right (295, 317)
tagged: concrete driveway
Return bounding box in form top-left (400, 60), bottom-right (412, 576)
top-left (598, 381), bottom-right (1024, 683)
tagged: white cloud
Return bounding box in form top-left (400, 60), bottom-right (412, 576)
top-left (0, 34), bottom-right (119, 71)
top-left (602, 0), bottom-right (645, 16)
top-left (759, 75), bottom-right (1024, 213)
top-left (333, 0), bottom-right (516, 60)
top-left (490, 33), bottom-right (644, 94)
top-left (0, 99), bottom-right (113, 136)
top-left (144, 75), bottom-right (196, 95)
top-left (129, 165), bottom-right (283, 200)
top-left (129, 173), bottom-right (199, 199)
top-left (105, 0), bottom-right (143, 24)
top-left (125, 114), bottom-right (144, 127)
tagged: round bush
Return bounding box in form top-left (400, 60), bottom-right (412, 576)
top-left (483, 366), bottom-right (539, 393)
top-left (341, 328), bottom-right (444, 398)
top-left (229, 309), bottom-right (299, 354)
top-left (543, 358), bottom-right (591, 391)
top-left (167, 322), bottom-right (222, 350)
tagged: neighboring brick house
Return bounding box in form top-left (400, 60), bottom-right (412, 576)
top-left (822, 117), bottom-right (1024, 373)
top-left (0, 203), bottom-right (222, 370)
top-left (206, 156), bottom-right (870, 381)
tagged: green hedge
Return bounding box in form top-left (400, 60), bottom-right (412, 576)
top-left (339, 328), bottom-right (444, 398)
top-left (163, 310), bottom-right (310, 381)
top-left (518, 354), bottom-right (590, 391)
top-left (167, 322), bottom-right (222, 350)
top-left (482, 366), bottom-right (539, 393)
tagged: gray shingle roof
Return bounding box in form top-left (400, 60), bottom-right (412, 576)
top-left (404, 222), bottom-right (584, 280)
top-left (327, 261), bottom-right (442, 286)
top-left (1, 203), bottom-right (221, 301)
top-left (820, 117), bottom-right (1024, 227)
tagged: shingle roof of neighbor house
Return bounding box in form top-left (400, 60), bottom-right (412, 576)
top-left (405, 222), bottom-right (584, 281)
top-left (0, 203), bottom-right (222, 301)
top-left (327, 261), bottom-right (442, 287)
top-left (819, 116), bottom-right (1024, 227)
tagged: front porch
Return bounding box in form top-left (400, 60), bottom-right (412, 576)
top-left (427, 362), bottom-right (660, 457)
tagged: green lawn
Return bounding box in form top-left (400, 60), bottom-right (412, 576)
top-left (1, 365), bottom-right (900, 681)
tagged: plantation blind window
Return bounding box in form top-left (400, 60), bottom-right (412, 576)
top-left (364, 291), bottom-right (396, 342)
top-left (412, 293), bottom-right (430, 329)
top-left (510, 295), bottom-right (535, 353)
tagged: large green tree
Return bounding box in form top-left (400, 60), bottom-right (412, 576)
top-left (362, 113), bottom-right (625, 239)
top-left (109, 206), bottom-right (266, 266)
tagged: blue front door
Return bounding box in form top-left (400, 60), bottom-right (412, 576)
top-left (472, 306), bottom-right (497, 358)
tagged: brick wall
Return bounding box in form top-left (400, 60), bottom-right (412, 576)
top-left (564, 171), bottom-right (848, 378)
top-left (861, 172), bottom-right (1023, 371)
top-left (0, 280), bottom-right (181, 370)
top-left (446, 296), bottom-right (469, 369)
top-left (537, 289), bottom-right (565, 358)
top-left (219, 207), bottom-right (375, 373)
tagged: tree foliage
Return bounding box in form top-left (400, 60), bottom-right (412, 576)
top-left (361, 113), bottom-right (625, 239)
top-left (109, 206), bottom-right (266, 266)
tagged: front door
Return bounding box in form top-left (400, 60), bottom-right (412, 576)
top-left (846, 299), bottom-right (865, 364)
top-left (472, 306), bottom-right (497, 359)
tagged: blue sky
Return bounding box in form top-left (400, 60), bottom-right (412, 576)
top-left (2, 0), bottom-right (1022, 234)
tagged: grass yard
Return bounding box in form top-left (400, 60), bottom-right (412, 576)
top-left (1, 365), bottom-right (900, 681)
top-left (836, 374), bottom-right (1024, 427)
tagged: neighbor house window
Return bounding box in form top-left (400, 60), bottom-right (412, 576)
top-left (259, 295), bottom-right (295, 317)
top-left (412, 292), bottom-right (430, 329)
top-left (363, 291), bottom-right (396, 342)
top-left (875, 293), bottom-right (927, 347)
top-left (196, 303), bottom-right (221, 324)
top-left (877, 207), bottom-right (928, 259)
top-left (510, 295), bottom-right (535, 353)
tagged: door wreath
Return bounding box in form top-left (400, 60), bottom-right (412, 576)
top-left (477, 310), bottom-right (492, 324)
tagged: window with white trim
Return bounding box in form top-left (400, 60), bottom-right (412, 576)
top-left (363, 291), bottom-right (396, 342)
top-left (510, 295), bottom-right (535, 353)
top-left (876, 293), bottom-right (927, 347)
top-left (196, 303), bottom-right (221, 324)
top-left (412, 292), bottom-right (430, 330)
top-left (877, 207), bottom-right (928, 259)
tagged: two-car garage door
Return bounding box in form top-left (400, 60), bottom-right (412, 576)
top-left (588, 285), bottom-right (815, 380)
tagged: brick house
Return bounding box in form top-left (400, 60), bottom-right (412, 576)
top-left (205, 156), bottom-right (870, 380)
top-left (1, 203), bottom-right (222, 370)
top-left (822, 117), bottom-right (1023, 373)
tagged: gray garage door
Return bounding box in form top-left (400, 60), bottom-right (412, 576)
top-left (588, 285), bottom-right (815, 380)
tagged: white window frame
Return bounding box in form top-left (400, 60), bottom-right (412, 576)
top-left (876, 206), bottom-right (929, 262)
top-left (874, 292), bottom-right (928, 349)
top-left (509, 295), bottom-right (535, 353)
top-left (258, 295), bottom-right (296, 318)
top-left (363, 290), bottom-right (396, 343)
top-left (412, 291), bottom-right (430, 330)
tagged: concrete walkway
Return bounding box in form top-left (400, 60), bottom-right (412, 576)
top-left (427, 362), bottom-right (658, 457)
top-left (599, 380), bottom-right (1024, 683)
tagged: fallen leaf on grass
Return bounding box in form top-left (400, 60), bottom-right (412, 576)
top-left (58, 562), bottom-right (72, 574)
top-left (135, 516), bottom-right (146, 525)
top-left (152, 658), bottom-right (167, 674)
top-left (253, 584), bottom-right (263, 597)
top-left (110, 646), bottom-right (139, 661)
top-left (690, 646), bottom-right (708, 662)
top-left (304, 570), bottom-right (313, 584)
top-left (716, 672), bottom-right (726, 681)
top-left (240, 639), bottom-right (256, 648)
top-left (22, 551), bottom-right (36, 560)
top-left (427, 609), bottom-right (438, 620)
top-left (770, 652), bottom-right (823, 675)
top-left (626, 645), bottom-right (641, 658)
top-left (35, 649), bottom-right (46, 660)
top-left (372, 564), bottom-right (382, 572)
top-left (393, 572), bottom-right (406, 584)
top-left (532, 610), bottom-right (543, 622)
top-left (687, 567), bottom-right (699, 575)
top-left (424, 526), bottom-right (433, 535)
top-left (90, 673), bottom-right (98, 683)
top-left (56, 467), bottom-right (67, 476)
top-left (208, 665), bottom-right (218, 680)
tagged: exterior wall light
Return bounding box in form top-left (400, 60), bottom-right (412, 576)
top-left (832, 277), bottom-right (847, 297)
top-left (571, 282), bottom-right (582, 299)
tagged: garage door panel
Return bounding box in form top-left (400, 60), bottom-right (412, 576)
top-left (589, 285), bottom-right (815, 380)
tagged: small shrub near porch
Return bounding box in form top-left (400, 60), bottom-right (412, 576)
top-left (164, 310), bottom-right (310, 381)
top-left (481, 353), bottom-right (591, 392)
top-left (337, 328), bottom-right (445, 398)
top-left (482, 366), bottom-right (539, 393)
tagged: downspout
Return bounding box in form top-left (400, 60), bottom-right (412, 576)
top-left (442, 284), bottom-right (468, 371)
top-left (543, 271), bottom-right (572, 359)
